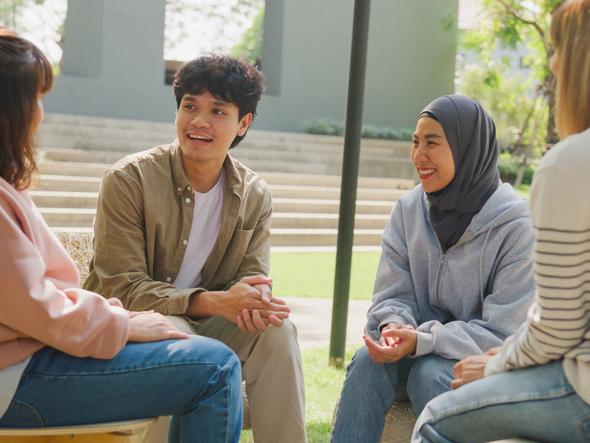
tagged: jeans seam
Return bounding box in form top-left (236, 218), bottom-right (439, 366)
top-left (577, 414), bottom-right (590, 440)
top-left (2, 398), bottom-right (45, 427)
top-left (25, 361), bottom-right (224, 379)
top-left (429, 385), bottom-right (574, 424)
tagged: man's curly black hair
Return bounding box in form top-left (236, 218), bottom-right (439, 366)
top-left (173, 54), bottom-right (264, 148)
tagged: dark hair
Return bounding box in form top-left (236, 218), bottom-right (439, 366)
top-left (173, 54), bottom-right (264, 148)
top-left (0, 36), bottom-right (53, 190)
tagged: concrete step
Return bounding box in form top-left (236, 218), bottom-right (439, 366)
top-left (29, 191), bottom-right (98, 209)
top-left (271, 213), bottom-right (389, 230)
top-left (260, 172), bottom-right (414, 189)
top-left (39, 148), bottom-right (131, 165)
top-left (38, 148), bottom-right (415, 179)
top-left (269, 185), bottom-right (405, 202)
top-left (39, 113), bottom-right (411, 157)
top-left (39, 208), bottom-right (96, 226)
top-left (272, 198), bottom-right (393, 215)
top-left (270, 228), bottom-right (383, 246)
top-left (30, 190), bottom-right (395, 219)
top-left (40, 144), bottom-right (409, 167)
top-left (33, 175), bottom-right (407, 201)
top-left (37, 163), bottom-right (416, 189)
top-left (39, 160), bottom-right (109, 177)
top-left (34, 193), bottom-right (394, 216)
top-left (39, 132), bottom-right (410, 158)
top-left (43, 219), bottom-right (383, 247)
top-left (33, 175), bottom-right (103, 192)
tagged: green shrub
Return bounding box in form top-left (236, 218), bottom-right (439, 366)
top-left (497, 152), bottom-right (536, 185)
top-left (303, 119), bottom-right (413, 141)
top-left (303, 119), bottom-right (344, 136)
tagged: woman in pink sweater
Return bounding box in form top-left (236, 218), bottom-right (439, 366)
top-left (0, 35), bottom-right (242, 443)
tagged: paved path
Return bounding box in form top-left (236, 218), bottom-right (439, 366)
top-left (283, 296), bottom-right (371, 349)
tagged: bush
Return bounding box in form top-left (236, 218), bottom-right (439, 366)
top-left (497, 152), bottom-right (536, 185)
top-left (303, 119), bottom-right (413, 141)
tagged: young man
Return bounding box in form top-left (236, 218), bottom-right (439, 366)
top-left (84, 54), bottom-right (306, 443)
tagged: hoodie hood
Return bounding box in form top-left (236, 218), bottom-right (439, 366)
top-left (459, 183), bottom-right (530, 237)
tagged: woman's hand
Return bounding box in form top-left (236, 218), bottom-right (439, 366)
top-left (451, 354), bottom-right (491, 389)
top-left (128, 312), bottom-right (190, 342)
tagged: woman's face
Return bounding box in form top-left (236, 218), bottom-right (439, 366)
top-left (410, 117), bottom-right (455, 193)
top-left (31, 96), bottom-right (44, 133)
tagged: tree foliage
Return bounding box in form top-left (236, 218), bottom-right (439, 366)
top-left (460, 0), bottom-right (563, 150)
top-left (164, 0), bottom-right (264, 59)
top-left (231, 5), bottom-right (264, 64)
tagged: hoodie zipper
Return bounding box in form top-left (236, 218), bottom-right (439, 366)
top-left (434, 242), bottom-right (459, 306)
top-left (434, 251), bottom-right (447, 307)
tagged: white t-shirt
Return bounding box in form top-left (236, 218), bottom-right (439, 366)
top-left (174, 172), bottom-right (225, 289)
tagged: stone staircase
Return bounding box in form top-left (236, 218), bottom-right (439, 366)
top-left (35, 114), bottom-right (417, 248)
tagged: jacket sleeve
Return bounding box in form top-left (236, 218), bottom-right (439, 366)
top-left (486, 164), bottom-right (590, 376)
top-left (0, 198), bottom-right (129, 359)
top-left (414, 218), bottom-right (535, 360)
top-left (366, 201), bottom-right (420, 340)
top-left (224, 185), bottom-right (272, 288)
top-left (86, 169), bottom-right (197, 314)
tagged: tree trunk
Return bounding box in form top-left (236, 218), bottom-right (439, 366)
top-left (545, 74), bottom-right (559, 146)
top-left (514, 155), bottom-right (528, 189)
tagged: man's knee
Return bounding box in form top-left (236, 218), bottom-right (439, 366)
top-left (254, 319), bottom-right (300, 358)
top-left (345, 346), bottom-right (390, 382)
top-left (167, 315), bottom-right (197, 334)
top-left (407, 355), bottom-right (455, 414)
top-left (408, 355), bottom-right (454, 386)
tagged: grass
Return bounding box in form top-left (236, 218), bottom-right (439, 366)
top-left (240, 347), bottom-right (355, 443)
top-left (270, 251), bottom-right (380, 300)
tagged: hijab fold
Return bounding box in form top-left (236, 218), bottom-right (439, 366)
top-left (419, 95), bottom-right (500, 251)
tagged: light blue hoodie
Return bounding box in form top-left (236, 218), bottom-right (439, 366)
top-left (366, 182), bottom-right (535, 360)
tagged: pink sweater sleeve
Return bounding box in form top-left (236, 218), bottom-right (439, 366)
top-left (0, 189), bottom-right (130, 360)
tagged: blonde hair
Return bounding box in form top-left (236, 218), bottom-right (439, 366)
top-left (551, 0), bottom-right (590, 138)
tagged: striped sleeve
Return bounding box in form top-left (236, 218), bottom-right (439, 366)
top-left (485, 159), bottom-right (590, 375)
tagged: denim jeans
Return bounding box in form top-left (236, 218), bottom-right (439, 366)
top-left (412, 360), bottom-right (590, 443)
top-left (0, 336), bottom-right (243, 443)
top-left (331, 346), bottom-right (456, 443)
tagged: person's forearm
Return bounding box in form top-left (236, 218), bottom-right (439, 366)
top-left (186, 290), bottom-right (226, 318)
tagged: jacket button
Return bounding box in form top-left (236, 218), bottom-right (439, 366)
top-left (166, 277), bottom-right (172, 282)
top-left (185, 197), bottom-right (191, 204)
top-left (182, 240), bottom-right (188, 246)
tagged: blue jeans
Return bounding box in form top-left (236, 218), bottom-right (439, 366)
top-left (413, 360), bottom-right (590, 443)
top-left (0, 336), bottom-right (243, 443)
top-left (331, 347), bottom-right (456, 443)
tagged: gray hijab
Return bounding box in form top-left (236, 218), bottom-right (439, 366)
top-left (419, 94), bottom-right (500, 251)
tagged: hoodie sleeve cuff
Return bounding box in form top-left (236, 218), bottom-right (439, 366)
top-left (484, 353), bottom-right (508, 377)
top-left (377, 315), bottom-right (409, 334)
top-left (413, 331), bottom-right (434, 357)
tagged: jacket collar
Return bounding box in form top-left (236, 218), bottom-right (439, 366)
top-left (170, 139), bottom-right (243, 198)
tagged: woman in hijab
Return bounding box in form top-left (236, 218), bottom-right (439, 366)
top-left (331, 94), bottom-right (536, 443)
top-left (412, 2), bottom-right (590, 442)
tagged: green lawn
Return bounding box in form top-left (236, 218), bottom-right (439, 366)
top-left (240, 347), bottom-right (354, 443)
top-left (270, 251), bottom-right (380, 300)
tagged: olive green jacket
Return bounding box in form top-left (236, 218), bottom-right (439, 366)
top-left (84, 141), bottom-right (272, 315)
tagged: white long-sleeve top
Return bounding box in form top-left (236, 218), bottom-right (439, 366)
top-left (485, 127), bottom-right (590, 404)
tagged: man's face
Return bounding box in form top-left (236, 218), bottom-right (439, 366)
top-left (175, 90), bottom-right (252, 165)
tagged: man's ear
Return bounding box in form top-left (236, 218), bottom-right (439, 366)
top-left (238, 113), bottom-right (253, 136)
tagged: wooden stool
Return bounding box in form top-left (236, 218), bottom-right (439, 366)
top-left (0, 417), bottom-right (157, 443)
